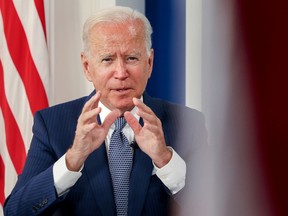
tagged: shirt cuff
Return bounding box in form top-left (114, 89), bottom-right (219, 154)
top-left (153, 147), bottom-right (186, 195)
top-left (53, 154), bottom-right (83, 196)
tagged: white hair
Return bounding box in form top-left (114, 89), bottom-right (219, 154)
top-left (82, 6), bottom-right (153, 56)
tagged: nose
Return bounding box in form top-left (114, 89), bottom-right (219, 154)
top-left (114, 59), bottom-right (128, 80)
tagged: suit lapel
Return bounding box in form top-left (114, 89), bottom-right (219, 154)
top-left (128, 146), bottom-right (153, 215)
top-left (83, 143), bottom-right (116, 215)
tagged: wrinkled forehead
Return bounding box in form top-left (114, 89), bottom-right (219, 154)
top-left (90, 19), bottom-right (144, 41)
top-left (88, 20), bottom-right (146, 52)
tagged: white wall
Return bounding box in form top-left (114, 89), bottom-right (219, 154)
top-left (186, 0), bottom-right (202, 111)
top-left (45, 0), bottom-right (112, 105)
top-left (116, 0), bottom-right (145, 14)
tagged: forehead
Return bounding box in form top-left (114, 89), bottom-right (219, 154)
top-left (88, 20), bottom-right (146, 53)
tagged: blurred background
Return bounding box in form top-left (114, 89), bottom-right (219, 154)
top-left (1, 0), bottom-right (288, 215)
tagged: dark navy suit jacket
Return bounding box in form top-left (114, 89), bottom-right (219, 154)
top-left (4, 91), bottom-right (207, 216)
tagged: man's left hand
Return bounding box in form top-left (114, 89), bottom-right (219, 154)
top-left (124, 97), bottom-right (172, 168)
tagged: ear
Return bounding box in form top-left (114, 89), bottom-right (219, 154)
top-left (147, 49), bottom-right (154, 78)
top-left (81, 52), bottom-right (92, 82)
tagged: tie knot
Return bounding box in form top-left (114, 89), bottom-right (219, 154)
top-left (114, 117), bottom-right (126, 131)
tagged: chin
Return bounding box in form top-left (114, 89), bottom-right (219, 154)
top-left (113, 101), bottom-right (134, 112)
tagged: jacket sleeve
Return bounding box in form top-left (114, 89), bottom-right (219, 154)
top-left (4, 111), bottom-right (62, 216)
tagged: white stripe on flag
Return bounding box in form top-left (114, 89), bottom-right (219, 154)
top-left (0, 110), bottom-right (18, 198)
top-left (0, 12), bottom-right (33, 153)
top-left (13, 0), bottom-right (50, 101)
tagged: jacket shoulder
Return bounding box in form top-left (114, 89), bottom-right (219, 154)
top-left (144, 93), bottom-right (203, 119)
top-left (37, 96), bottom-right (87, 117)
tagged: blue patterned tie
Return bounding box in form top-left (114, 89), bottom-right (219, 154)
top-left (109, 117), bottom-right (133, 216)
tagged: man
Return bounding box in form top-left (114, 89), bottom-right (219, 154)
top-left (4, 6), bottom-right (207, 216)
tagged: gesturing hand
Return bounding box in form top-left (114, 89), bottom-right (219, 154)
top-left (66, 91), bottom-right (119, 171)
top-left (124, 98), bottom-right (172, 168)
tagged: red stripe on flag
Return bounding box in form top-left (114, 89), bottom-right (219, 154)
top-left (34, 0), bottom-right (47, 39)
top-left (0, 156), bottom-right (5, 206)
top-left (0, 60), bottom-right (26, 175)
top-left (0, 0), bottom-right (48, 114)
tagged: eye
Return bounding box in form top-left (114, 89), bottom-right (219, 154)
top-left (126, 56), bottom-right (139, 63)
top-left (102, 57), bottom-right (113, 63)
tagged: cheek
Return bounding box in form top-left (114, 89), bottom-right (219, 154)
top-left (91, 72), bottom-right (109, 90)
top-left (134, 66), bottom-right (149, 78)
top-left (132, 72), bottom-right (150, 93)
top-left (140, 69), bottom-right (151, 82)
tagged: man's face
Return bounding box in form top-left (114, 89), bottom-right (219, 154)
top-left (82, 20), bottom-right (154, 113)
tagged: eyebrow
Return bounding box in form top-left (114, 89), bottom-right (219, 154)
top-left (98, 53), bottom-right (114, 58)
top-left (127, 52), bottom-right (142, 56)
top-left (98, 52), bottom-right (142, 58)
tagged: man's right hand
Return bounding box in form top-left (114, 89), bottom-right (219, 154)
top-left (66, 91), bottom-right (119, 171)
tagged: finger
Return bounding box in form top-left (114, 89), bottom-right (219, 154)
top-left (133, 97), bottom-right (153, 115)
top-left (79, 122), bottom-right (98, 135)
top-left (133, 98), bottom-right (157, 125)
top-left (136, 109), bottom-right (157, 125)
top-left (80, 107), bottom-right (101, 125)
top-left (102, 110), bottom-right (120, 131)
top-left (124, 111), bottom-right (142, 134)
top-left (82, 91), bottom-right (101, 113)
top-left (142, 123), bottom-right (160, 134)
top-left (91, 91), bottom-right (101, 110)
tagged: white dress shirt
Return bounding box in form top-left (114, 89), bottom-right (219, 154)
top-left (53, 98), bottom-right (186, 196)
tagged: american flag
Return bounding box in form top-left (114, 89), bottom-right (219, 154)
top-left (0, 0), bottom-right (49, 212)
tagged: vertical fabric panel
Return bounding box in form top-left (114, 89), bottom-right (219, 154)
top-left (145, 0), bottom-right (186, 105)
top-left (237, 1), bottom-right (288, 215)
